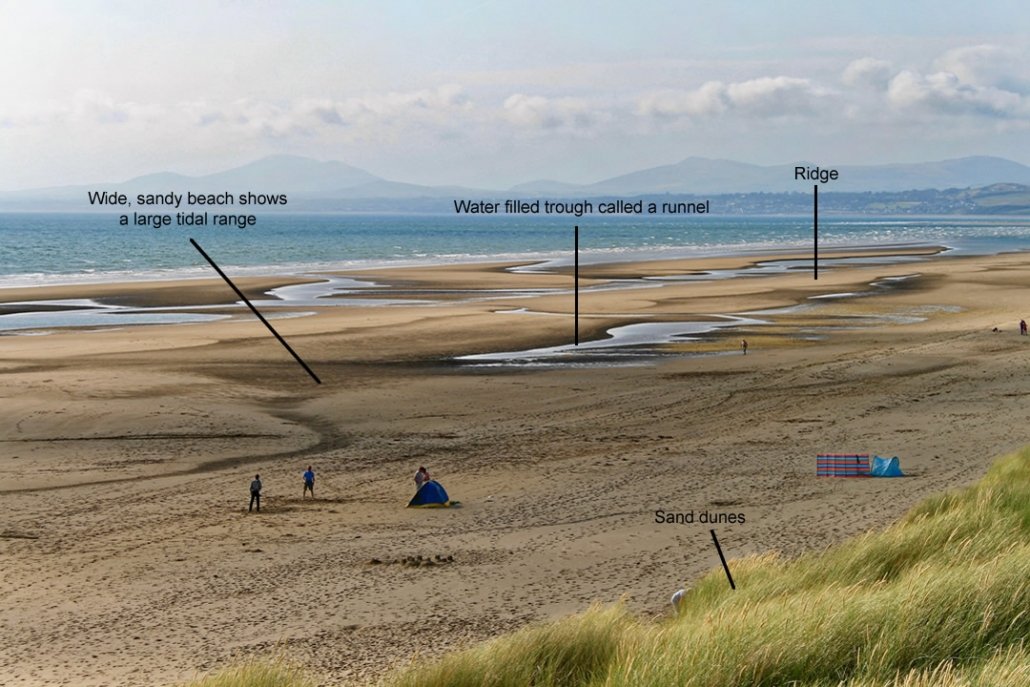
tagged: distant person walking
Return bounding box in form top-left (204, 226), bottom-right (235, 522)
top-left (249, 474), bottom-right (262, 512)
top-left (303, 466), bottom-right (315, 498)
top-left (1021, 319), bottom-right (1027, 336)
top-left (414, 466), bottom-right (431, 492)
top-left (741, 339), bottom-right (748, 355)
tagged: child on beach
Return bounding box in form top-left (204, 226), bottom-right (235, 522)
top-left (1020, 319), bottom-right (1027, 336)
top-left (303, 466), bottom-right (315, 498)
top-left (741, 339), bottom-right (748, 355)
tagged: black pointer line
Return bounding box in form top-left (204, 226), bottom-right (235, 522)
top-left (189, 238), bottom-right (322, 384)
top-left (574, 224), bottom-right (579, 346)
top-left (813, 184), bottom-right (819, 281)
top-left (710, 529), bottom-right (736, 590)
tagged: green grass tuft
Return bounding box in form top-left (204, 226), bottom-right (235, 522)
top-left (387, 604), bottom-right (637, 687)
top-left (183, 657), bottom-right (314, 687)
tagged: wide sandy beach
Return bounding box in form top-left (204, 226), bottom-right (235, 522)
top-left (3, 247), bottom-right (1030, 685)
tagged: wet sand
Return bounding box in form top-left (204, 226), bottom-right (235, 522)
top-left (3, 247), bottom-right (1030, 685)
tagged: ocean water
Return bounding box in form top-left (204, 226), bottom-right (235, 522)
top-left (2, 212), bottom-right (1030, 288)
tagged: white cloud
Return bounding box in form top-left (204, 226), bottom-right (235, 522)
top-left (934, 45), bottom-right (1028, 91)
top-left (0, 90), bottom-right (165, 128)
top-left (887, 70), bottom-right (1029, 119)
top-left (725, 76), bottom-right (825, 116)
top-left (502, 94), bottom-right (608, 133)
top-left (842, 58), bottom-right (894, 89)
top-left (833, 46), bottom-right (1030, 126)
top-left (1, 85), bottom-right (476, 142)
top-left (335, 85), bottom-right (471, 121)
top-left (299, 99), bottom-right (347, 127)
top-left (636, 76), bottom-right (828, 121)
top-left (636, 82), bottom-right (727, 119)
top-left (5, 35), bottom-right (1030, 191)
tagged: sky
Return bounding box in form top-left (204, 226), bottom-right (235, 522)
top-left (2, 0), bottom-right (1029, 190)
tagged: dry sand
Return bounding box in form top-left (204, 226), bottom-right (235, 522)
top-left (3, 248), bottom-right (1030, 685)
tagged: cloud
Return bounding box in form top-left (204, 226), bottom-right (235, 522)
top-left (23, 88), bottom-right (473, 152)
top-left (835, 46), bottom-right (1030, 125)
top-left (934, 45), bottom-right (1029, 92)
top-left (725, 77), bottom-right (826, 116)
top-left (6, 40), bottom-right (1030, 192)
top-left (887, 70), bottom-right (1029, 119)
top-left (335, 84), bottom-right (471, 121)
top-left (1, 85), bottom-right (474, 138)
top-left (636, 82), bottom-right (727, 119)
top-left (502, 94), bottom-right (608, 133)
top-left (842, 58), bottom-right (894, 89)
top-left (0, 90), bottom-right (165, 128)
top-left (636, 76), bottom-right (828, 121)
top-left (300, 100), bottom-right (347, 127)
top-left (7, 44), bottom-right (1027, 142)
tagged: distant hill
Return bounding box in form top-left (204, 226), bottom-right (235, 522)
top-left (191, 154), bottom-right (381, 194)
top-left (4, 154), bottom-right (1030, 213)
top-left (519, 156), bottom-right (1030, 195)
top-left (508, 179), bottom-right (591, 195)
top-left (709, 183), bottom-right (1030, 215)
top-left (0, 155), bottom-right (491, 210)
top-left (586, 158), bottom-right (786, 195)
top-left (285, 183), bottom-right (1030, 215)
top-left (0, 155), bottom-right (371, 210)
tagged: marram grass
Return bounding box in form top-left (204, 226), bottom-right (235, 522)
top-left (188, 447), bottom-right (1030, 687)
top-left (184, 657), bottom-right (314, 687)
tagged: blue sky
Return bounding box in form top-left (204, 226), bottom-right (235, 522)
top-left (1, 0), bottom-right (1028, 190)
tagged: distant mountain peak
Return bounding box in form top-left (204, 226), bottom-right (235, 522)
top-left (121, 155), bottom-right (386, 195)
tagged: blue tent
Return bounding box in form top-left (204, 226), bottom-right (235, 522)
top-left (871, 455), bottom-right (905, 477)
top-left (408, 480), bottom-right (452, 507)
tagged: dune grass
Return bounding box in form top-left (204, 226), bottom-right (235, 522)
top-left (183, 657), bottom-right (313, 687)
top-left (186, 447), bottom-right (1029, 686)
top-left (382, 446), bottom-right (1030, 687)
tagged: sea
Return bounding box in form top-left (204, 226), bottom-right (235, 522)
top-left (2, 211), bottom-right (1029, 345)
top-left (3, 212), bottom-right (1030, 288)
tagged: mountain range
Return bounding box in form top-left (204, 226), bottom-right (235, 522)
top-left (4, 154), bottom-right (1030, 213)
top-left (526, 156), bottom-right (1030, 195)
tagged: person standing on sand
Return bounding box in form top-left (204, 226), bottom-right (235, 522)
top-left (1021, 319), bottom-right (1027, 336)
top-left (303, 466), bottom-right (315, 498)
top-left (741, 339), bottom-right (748, 355)
top-left (249, 474), bottom-right (262, 512)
